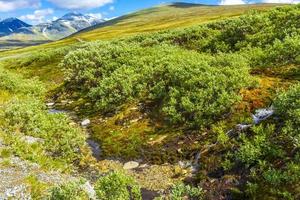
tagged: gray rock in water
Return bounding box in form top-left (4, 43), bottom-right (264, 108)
top-left (81, 119), bottom-right (91, 127)
top-left (123, 161), bottom-right (139, 170)
top-left (252, 107), bottom-right (274, 124)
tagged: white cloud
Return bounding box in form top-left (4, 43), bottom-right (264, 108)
top-left (0, 0), bottom-right (40, 12)
top-left (47, 0), bottom-right (113, 9)
top-left (20, 8), bottom-right (53, 24)
top-left (220, 0), bottom-right (246, 5)
top-left (87, 13), bottom-right (103, 19)
top-left (262, 0), bottom-right (300, 3)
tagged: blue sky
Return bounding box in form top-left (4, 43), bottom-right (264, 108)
top-left (0, 0), bottom-right (297, 24)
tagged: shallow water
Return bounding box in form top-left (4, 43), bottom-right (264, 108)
top-left (87, 139), bottom-right (102, 160)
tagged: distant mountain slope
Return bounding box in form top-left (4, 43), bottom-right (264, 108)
top-left (0, 18), bottom-right (31, 36)
top-left (72, 3), bottom-right (284, 42)
top-left (1, 3), bottom-right (285, 54)
top-left (0, 12), bottom-right (103, 50)
top-left (30, 12), bottom-right (104, 40)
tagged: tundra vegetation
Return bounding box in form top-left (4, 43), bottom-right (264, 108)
top-left (0, 3), bottom-right (299, 200)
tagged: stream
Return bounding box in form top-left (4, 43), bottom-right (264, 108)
top-left (47, 100), bottom-right (275, 172)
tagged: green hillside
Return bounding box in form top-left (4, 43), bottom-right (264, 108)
top-left (0, 3), bottom-right (299, 200)
top-left (73, 3), bottom-right (281, 41)
top-left (0, 3), bottom-right (282, 57)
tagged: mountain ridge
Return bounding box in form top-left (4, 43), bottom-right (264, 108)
top-left (0, 12), bottom-right (104, 49)
top-left (0, 18), bottom-right (31, 36)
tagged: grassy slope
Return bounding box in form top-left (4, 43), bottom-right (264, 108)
top-left (0, 3), bottom-right (289, 161)
top-left (74, 3), bottom-right (281, 41)
top-left (0, 3), bottom-right (283, 57)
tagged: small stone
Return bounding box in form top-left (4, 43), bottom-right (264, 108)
top-left (81, 119), bottom-right (91, 126)
top-left (177, 148), bottom-right (183, 154)
top-left (46, 102), bottom-right (55, 107)
top-left (178, 161), bottom-right (192, 169)
top-left (123, 161), bottom-right (139, 170)
top-left (139, 164), bottom-right (149, 168)
top-left (130, 119), bottom-right (139, 123)
top-left (61, 100), bottom-right (68, 105)
top-left (130, 107), bottom-right (139, 111)
top-left (236, 124), bottom-right (252, 131)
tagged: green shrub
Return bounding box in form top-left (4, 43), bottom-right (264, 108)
top-left (94, 171), bottom-right (142, 200)
top-left (62, 42), bottom-right (253, 127)
top-left (168, 183), bottom-right (204, 200)
top-left (0, 66), bottom-right (45, 97)
top-left (274, 83), bottom-right (300, 147)
top-left (49, 180), bottom-right (89, 200)
top-left (233, 84), bottom-right (300, 199)
top-left (0, 98), bottom-right (86, 169)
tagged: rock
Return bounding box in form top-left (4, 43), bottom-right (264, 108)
top-left (81, 119), bottom-right (91, 127)
top-left (3, 185), bottom-right (30, 199)
top-left (61, 100), bottom-right (68, 105)
top-left (178, 161), bottom-right (192, 169)
top-left (130, 107), bottom-right (139, 111)
top-left (236, 124), bottom-right (252, 131)
top-left (252, 107), bottom-right (274, 124)
top-left (139, 164), bottom-right (149, 168)
top-left (177, 148), bottom-right (183, 154)
top-left (48, 109), bottom-right (65, 114)
top-left (81, 181), bottom-right (96, 200)
top-left (46, 102), bottom-right (55, 107)
top-left (123, 161), bottom-right (139, 170)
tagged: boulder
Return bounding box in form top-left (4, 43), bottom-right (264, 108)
top-left (123, 161), bottom-right (139, 170)
top-left (81, 119), bottom-right (91, 127)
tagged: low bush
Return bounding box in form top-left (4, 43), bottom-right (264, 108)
top-left (233, 84), bottom-right (300, 199)
top-left (49, 180), bottom-right (89, 200)
top-left (0, 98), bottom-right (87, 170)
top-left (0, 66), bottom-right (45, 97)
top-left (62, 42), bottom-right (253, 127)
top-left (94, 171), bottom-right (142, 200)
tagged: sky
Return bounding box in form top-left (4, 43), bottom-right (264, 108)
top-left (0, 0), bottom-right (299, 24)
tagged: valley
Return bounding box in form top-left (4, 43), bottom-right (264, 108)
top-left (0, 2), bottom-right (299, 200)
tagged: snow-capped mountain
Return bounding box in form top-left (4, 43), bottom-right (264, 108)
top-left (0, 12), bottom-right (104, 41)
top-left (35, 12), bottom-right (104, 40)
top-left (0, 18), bottom-right (32, 36)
